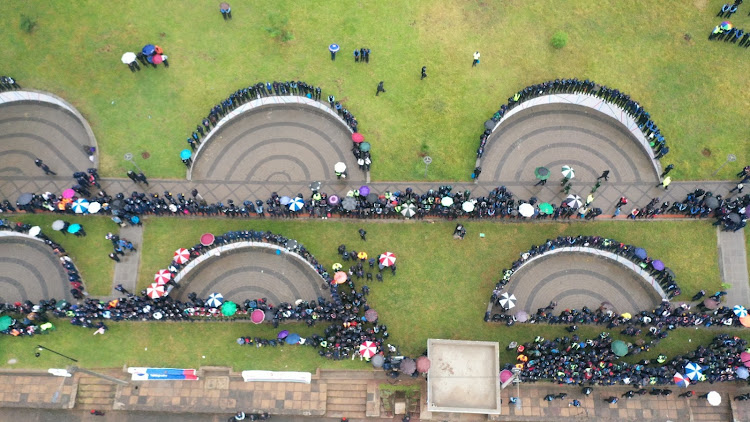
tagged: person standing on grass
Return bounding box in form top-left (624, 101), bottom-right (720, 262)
top-left (376, 81), bottom-right (386, 96)
top-left (421, 66), bottom-right (427, 80)
top-left (472, 51), bottom-right (480, 67)
top-left (661, 164), bottom-right (674, 177)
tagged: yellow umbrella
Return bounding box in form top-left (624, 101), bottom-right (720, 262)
top-left (357, 251), bottom-right (368, 260)
top-left (621, 312), bottom-right (632, 320)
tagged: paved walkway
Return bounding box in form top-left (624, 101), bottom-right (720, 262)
top-left (0, 234), bottom-right (73, 303)
top-left (3, 368), bottom-right (750, 422)
top-left (109, 225), bottom-right (142, 297)
top-left (718, 228), bottom-right (750, 307)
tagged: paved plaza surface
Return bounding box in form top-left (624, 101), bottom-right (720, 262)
top-left (505, 252), bottom-right (663, 314)
top-left (0, 236), bottom-right (73, 303)
top-left (481, 103), bottom-right (659, 183)
top-left (173, 247), bottom-right (326, 305)
top-left (190, 105), bottom-right (365, 185)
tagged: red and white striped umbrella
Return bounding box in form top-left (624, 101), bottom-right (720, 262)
top-left (174, 248), bottom-right (190, 264)
top-left (378, 252), bottom-right (396, 267)
top-left (359, 341), bottom-right (378, 359)
top-left (146, 283), bottom-right (165, 299)
top-left (154, 269), bottom-right (172, 285)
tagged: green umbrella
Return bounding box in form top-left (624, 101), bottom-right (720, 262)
top-left (539, 203), bottom-right (554, 215)
top-left (0, 315), bottom-right (13, 331)
top-left (359, 142), bottom-right (371, 152)
top-left (534, 166), bottom-right (550, 180)
top-left (221, 301), bottom-right (237, 316)
top-left (611, 340), bottom-right (628, 357)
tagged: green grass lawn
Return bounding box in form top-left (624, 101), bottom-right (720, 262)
top-left (137, 218), bottom-right (720, 355)
top-left (1, 0), bottom-right (746, 181)
top-left (4, 215), bottom-right (115, 296)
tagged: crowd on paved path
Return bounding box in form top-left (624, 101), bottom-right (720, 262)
top-left (477, 78), bottom-right (669, 163)
top-left (182, 80), bottom-right (361, 167)
top-left (6, 179), bottom-right (748, 229)
top-left (488, 235), bottom-right (682, 305)
top-left (511, 332), bottom-right (746, 386)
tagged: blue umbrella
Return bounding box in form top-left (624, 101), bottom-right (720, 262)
top-left (67, 223), bottom-right (81, 234)
top-left (142, 44), bottom-right (156, 56)
top-left (130, 216), bottom-right (140, 224)
top-left (279, 196), bottom-right (292, 205)
top-left (180, 149), bottom-right (192, 160)
top-left (734, 305), bottom-right (748, 318)
top-left (328, 44), bottom-right (340, 53)
top-left (206, 293), bottom-right (224, 308)
top-left (289, 197), bottom-right (305, 212)
top-left (685, 362), bottom-right (702, 381)
top-left (72, 198), bottom-right (89, 214)
top-left (285, 333), bottom-right (301, 345)
top-left (633, 248), bottom-right (647, 260)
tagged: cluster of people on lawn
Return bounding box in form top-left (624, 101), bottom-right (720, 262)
top-left (477, 78), bottom-right (669, 161)
top-left (183, 80), bottom-right (359, 164)
top-left (489, 235), bottom-right (682, 302)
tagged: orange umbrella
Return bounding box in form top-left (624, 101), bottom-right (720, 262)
top-left (334, 271), bottom-right (348, 284)
top-left (740, 315), bottom-right (750, 328)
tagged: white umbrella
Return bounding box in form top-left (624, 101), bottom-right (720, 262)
top-left (28, 226), bottom-right (41, 237)
top-left (462, 201), bottom-right (475, 212)
top-left (734, 305), bottom-right (747, 318)
top-left (88, 202), bottom-right (101, 214)
top-left (206, 293), bottom-right (224, 308)
top-left (51, 220), bottom-right (65, 231)
top-left (499, 292), bottom-right (517, 310)
top-left (334, 162), bottom-right (346, 173)
top-left (121, 52), bottom-right (137, 64)
top-left (561, 165), bottom-right (575, 179)
top-left (518, 203), bottom-right (534, 217)
top-left (401, 203), bottom-right (416, 218)
top-left (566, 194), bottom-right (583, 208)
top-left (289, 197), bottom-right (305, 211)
top-left (707, 391), bottom-right (721, 406)
top-left (440, 197), bottom-right (454, 207)
top-left (72, 198), bottom-right (89, 214)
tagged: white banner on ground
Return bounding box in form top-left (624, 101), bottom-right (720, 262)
top-left (48, 368), bottom-right (72, 377)
top-left (241, 370), bottom-right (311, 384)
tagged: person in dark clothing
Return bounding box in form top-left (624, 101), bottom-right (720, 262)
top-left (358, 228), bottom-right (367, 241)
top-left (108, 252), bottom-right (120, 262)
top-left (534, 178), bottom-right (547, 186)
top-left (421, 66), bottom-right (427, 80)
top-left (136, 172), bottom-right (149, 186)
top-left (127, 170), bottom-right (138, 183)
top-left (597, 170), bottom-right (610, 181)
top-left (376, 81), bottom-right (386, 96)
top-left (661, 164), bottom-right (674, 177)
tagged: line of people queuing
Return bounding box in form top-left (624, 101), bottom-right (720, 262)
top-left (478, 78), bottom-right (669, 163)
top-left (488, 235), bottom-right (682, 309)
top-left (183, 80), bottom-right (359, 165)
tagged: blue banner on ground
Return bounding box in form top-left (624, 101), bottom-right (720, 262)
top-left (127, 367), bottom-right (198, 381)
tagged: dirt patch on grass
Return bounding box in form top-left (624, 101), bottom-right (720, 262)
top-left (702, 148), bottom-right (711, 157)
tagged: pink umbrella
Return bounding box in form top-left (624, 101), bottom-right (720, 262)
top-left (741, 351), bottom-right (750, 367)
top-left (200, 233), bottom-right (215, 246)
top-left (328, 195), bottom-right (339, 205)
top-left (146, 283), bottom-right (165, 299)
top-left (379, 252), bottom-right (396, 267)
top-left (500, 369), bottom-right (514, 383)
top-left (154, 269), bottom-right (171, 285)
top-left (62, 189), bottom-right (75, 199)
top-left (152, 54), bottom-right (163, 64)
top-left (359, 341), bottom-right (377, 359)
top-left (416, 356), bottom-right (431, 373)
top-left (352, 133), bottom-right (364, 143)
top-left (174, 248), bottom-right (190, 264)
top-left (365, 309), bottom-right (378, 322)
top-left (251, 309), bottom-right (265, 324)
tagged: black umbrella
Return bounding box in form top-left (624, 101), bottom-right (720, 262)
top-left (366, 193), bottom-right (379, 203)
top-left (17, 193), bottom-right (33, 205)
top-left (484, 119), bottom-right (496, 131)
top-left (286, 239), bottom-right (298, 250)
top-left (111, 199), bottom-right (124, 210)
top-left (728, 213), bottom-right (741, 224)
top-left (342, 197), bottom-right (357, 211)
top-left (309, 181), bottom-right (321, 191)
top-left (704, 197), bottom-right (719, 209)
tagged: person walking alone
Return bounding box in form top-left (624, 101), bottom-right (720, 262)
top-left (376, 81), bottom-right (386, 96)
top-left (661, 164), bottom-right (674, 178)
top-left (472, 51), bottom-right (480, 67)
top-left (656, 176), bottom-right (672, 190)
top-left (597, 170), bottom-right (610, 181)
top-left (421, 66), bottom-right (427, 80)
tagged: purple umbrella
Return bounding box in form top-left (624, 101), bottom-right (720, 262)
top-left (277, 330), bottom-right (289, 339)
top-left (328, 195), bottom-right (339, 205)
top-left (400, 358), bottom-right (416, 375)
top-left (634, 248), bottom-right (647, 260)
top-left (365, 309), bottom-right (378, 322)
top-left (359, 186), bottom-right (370, 196)
top-left (703, 298), bottom-right (720, 310)
top-left (515, 310), bottom-right (529, 322)
top-left (652, 260), bottom-right (665, 271)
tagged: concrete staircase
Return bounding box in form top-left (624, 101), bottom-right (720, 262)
top-left (74, 375), bottom-right (117, 409)
top-left (325, 379), bottom-right (368, 419)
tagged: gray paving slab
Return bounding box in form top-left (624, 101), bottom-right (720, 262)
top-left (0, 236), bottom-right (73, 302)
top-left (717, 228), bottom-right (750, 307)
top-left (110, 225), bottom-right (142, 296)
